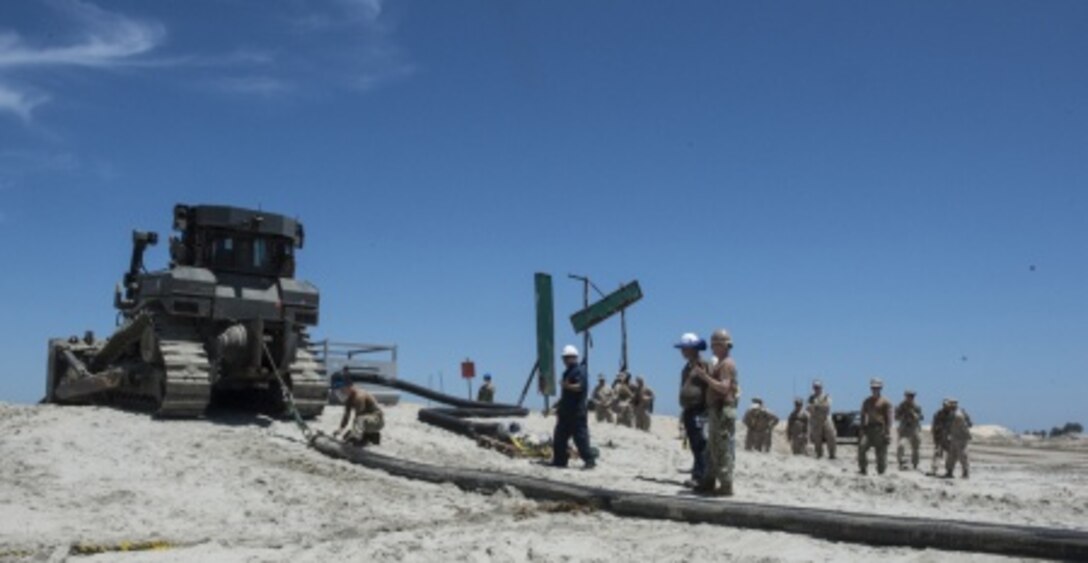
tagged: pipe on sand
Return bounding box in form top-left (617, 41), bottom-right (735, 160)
top-left (313, 374), bottom-right (1088, 560)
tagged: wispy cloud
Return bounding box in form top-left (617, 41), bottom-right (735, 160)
top-left (258, 0), bottom-right (413, 97)
top-left (214, 75), bottom-right (295, 97)
top-left (0, 0), bottom-right (414, 119)
top-left (0, 83), bottom-right (48, 122)
top-left (0, 0), bottom-right (165, 120)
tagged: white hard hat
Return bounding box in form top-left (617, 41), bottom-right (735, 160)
top-left (561, 345), bottom-right (579, 358)
top-left (674, 332), bottom-right (707, 350)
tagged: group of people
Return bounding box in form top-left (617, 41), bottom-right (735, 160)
top-left (590, 371), bottom-right (655, 430)
top-left (781, 379), bottom-right (974, 479)
top-left (331, 331), bottom-right (974, 493)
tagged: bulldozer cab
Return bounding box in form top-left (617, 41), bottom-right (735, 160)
top-left (171, 204), bottom-right (303, 278)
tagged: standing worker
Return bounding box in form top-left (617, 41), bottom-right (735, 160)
top-left (930, 398), bottom-right (952, 476)
top-left (807, 380), bottom-right (837, 460)
top-left (547, 345), bottom-right (595, 469)
top-left (676, 332), bottom-right (711, 488)
top-left (858, 378), bottom-right (894, 475)
top-left (743, 398), bottom-right (764, 451)
top-left (591, 374), bottom-right (614, 423)
top-left (633, 376), bottom-right (655, 432)
top-left (944, 398), bottom-right (972, 479)
top-left (894, 389), bottom-right (924, 470)
top-left (692, 329), bottom-right (738, 496)
top-left (336, 381), bottom-right (385, 447)
top-left (476, 374), bottom-right (496, 403)
top-left (759, 405), bottom-right (779, 453)
top-left (613, 373), bottom-right (635, 427)
top-left (787, 397), bottom-right (809, 455)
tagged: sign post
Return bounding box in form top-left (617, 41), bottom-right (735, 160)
top-left (534, 273), bottom-right (556, 401)
top-left (461, 359), bottom-right (475, 400)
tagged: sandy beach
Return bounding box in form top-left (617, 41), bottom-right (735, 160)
top-left (1, 401), bottom-right (1085, 562)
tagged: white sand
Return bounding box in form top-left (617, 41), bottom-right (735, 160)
top-left (2, 402), bottom-right (1084, 562)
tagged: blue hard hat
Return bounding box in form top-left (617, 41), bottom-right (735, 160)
top-left (484, 373), bottom-right (492, 381)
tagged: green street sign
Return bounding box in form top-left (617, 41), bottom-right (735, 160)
top-left (570, 281), bottom-right (642, 333)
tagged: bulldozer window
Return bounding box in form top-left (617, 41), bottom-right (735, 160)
top-left (205, 232), bottom-right (290, 276)
top-left (210, 237), bottom-right (235, 269)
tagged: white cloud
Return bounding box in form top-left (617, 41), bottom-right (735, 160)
top-left (0, 83), bottom-right (48, 122)
top-left (0, 0), bottom-right (165, 120)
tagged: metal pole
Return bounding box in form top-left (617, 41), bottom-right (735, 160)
top-left (518, 361), bottom-right (540, 407)
top-left (582, 278), bottom-right (590, 368)
top-left (620, 306), bottom-right (628, 372)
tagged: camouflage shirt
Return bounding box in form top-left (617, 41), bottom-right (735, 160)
top-left (894, 401), bottom-right (924, 432)
top-left (861, 395), bottom-right (893, 431)
top-left (808, 392), bottom-right (832, 422)
top-left (787, 408), bottom-right (809, 438)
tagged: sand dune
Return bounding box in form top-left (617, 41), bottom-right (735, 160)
top-left (2, 401), bottom-right (1084, 562)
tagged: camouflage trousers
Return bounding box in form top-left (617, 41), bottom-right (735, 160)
top-left (758, 430), bottom-right (773, 452)
top-left (930, 436), bottom-right (946, 474)
top-left (614, 402), bottom-right (634, 427)
top-left (743, 427), bottom-right (758, 451)
top-left (595, 405), bottom-right (614, 423)
top-left (634, 406), bottom-right (651, 431)
top-left (703, 405), bottom-right (736, 490)
top-left (810, 418), bottom-right (837, 459)
top-left (946, 439), bottom-right (969, 477)
top-left (896, 427), bottom-right (921, 469)
top-left (789, 432), bottom-right (807, 455)
top-left (858, 426), bottom-right (889, 474)
top-left (348, 412), bottom-right (384, 444)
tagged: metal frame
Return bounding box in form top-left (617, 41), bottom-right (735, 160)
top-left (310, 340), bottom-right (398, 379)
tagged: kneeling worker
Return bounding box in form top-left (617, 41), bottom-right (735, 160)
top-left (337, 381), bottom-right (384, 446)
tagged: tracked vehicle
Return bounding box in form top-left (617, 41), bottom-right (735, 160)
top-left (45, 204), bottom-right (326, 418)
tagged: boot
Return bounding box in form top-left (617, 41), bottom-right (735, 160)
top-left (715, 482), bottom-right (734, 497)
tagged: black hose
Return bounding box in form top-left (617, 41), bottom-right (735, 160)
top-left (309, 435), bottom-right (1088, 560)
top-left (347, 371), bottom-right (528, 439)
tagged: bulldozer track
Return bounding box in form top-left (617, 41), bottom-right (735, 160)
top-left (155, 330), bottom-right (212, 418)
top-left (287, 346), bottom-right (326, 419)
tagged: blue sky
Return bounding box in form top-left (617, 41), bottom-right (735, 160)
top-left (1, 1), bottom-right (1085, 431)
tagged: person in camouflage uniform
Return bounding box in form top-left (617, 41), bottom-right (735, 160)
top-left (758, 406), bottom-right (779, 452)
top-left (787, 397), bottom-right (809, 455)
top-left (807, 380), bottom-right (837, 459)
top-left (337, 382), bottom-right (385, 447)
top-left (944, 398), bottom-right (973, 479)
top-left (695, 329), bottom-right (738, 496)
top-left (894, 389), bottom-right (924, 470)
top-left (476, 374), bottom-right (496, 403)
top-left (929, 398), bottom-right (952, 475)
top-left (743, 398), bottom-right (764, 451)
top-left (858, 378), bottom-right (893, 475)
top-left (633, 376), bottom-right (655, 431)
top-left (591, 374), bottom-right (614, 423)
top-left (613, 374), bottom-right (635, 427)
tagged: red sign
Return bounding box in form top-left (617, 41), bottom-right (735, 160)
top-left (461, 359), bottom-right (476, 379)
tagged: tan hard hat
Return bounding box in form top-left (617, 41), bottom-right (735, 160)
top-left (711, 329), bottom-right (732, 344)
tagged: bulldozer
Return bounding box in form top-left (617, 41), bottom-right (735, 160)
top-left (44, 204), bottom-right (327, 418)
